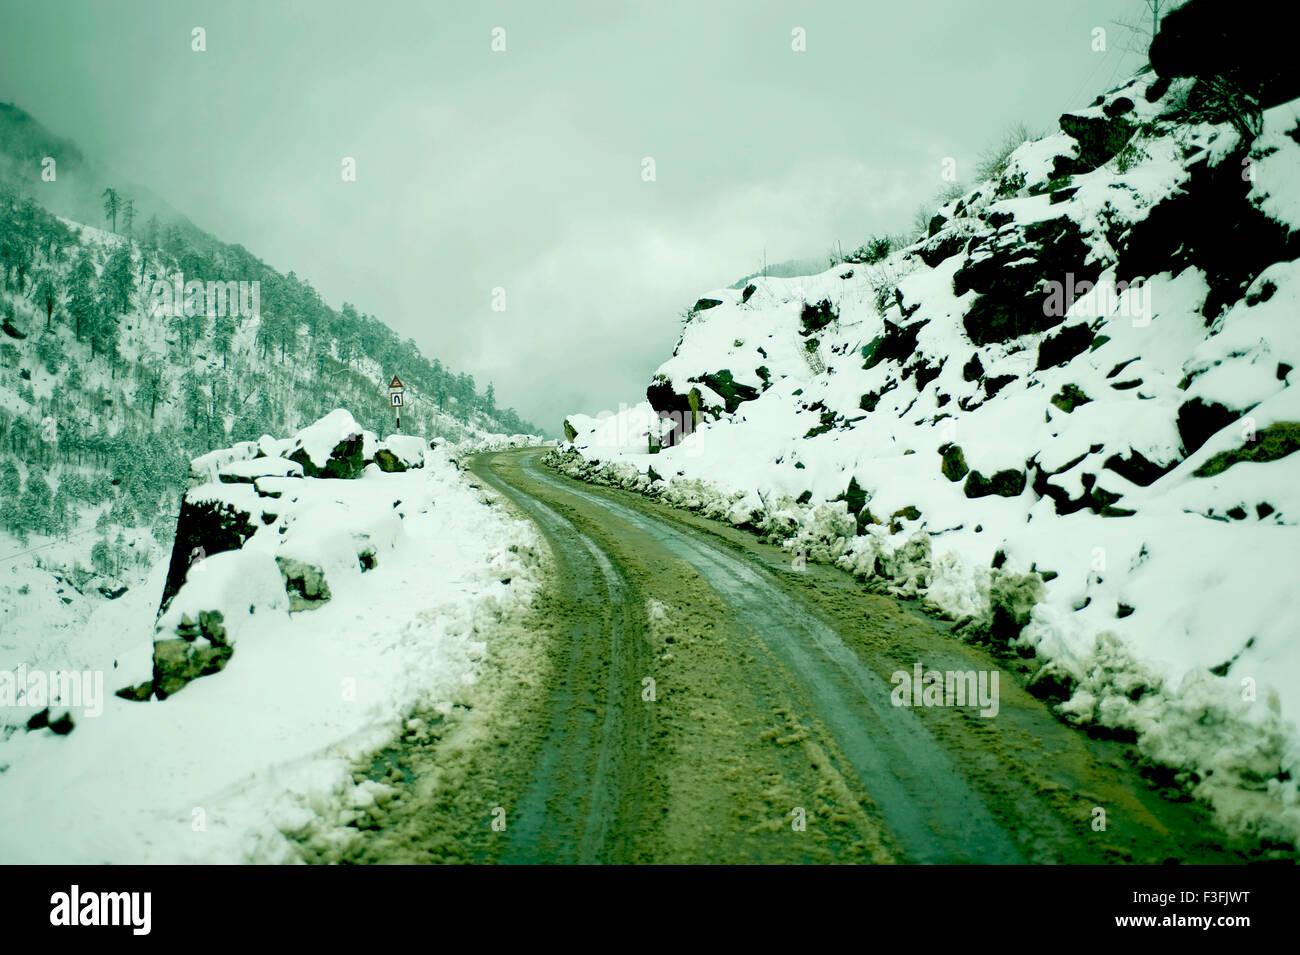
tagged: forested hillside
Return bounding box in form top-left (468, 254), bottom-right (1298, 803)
top-left (0, 103), bottom-right (536, 652)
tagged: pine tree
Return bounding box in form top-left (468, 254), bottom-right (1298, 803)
top-left (101, 188), bottom-right (120, 233)
top-left (213, 312), bottom-right (236, 368)
top-left (33, 266), bottom-right (59, 328)
top-left (89, 298), bottom-right (118, 362)
top-left (67, 249), bottom-right (97, 341)
top-left (91, 536), bottom-right (112, 575)
top-left (136, 359), bottom-right (165, 419)
top-left (101, 243), bottom-right (134, 317)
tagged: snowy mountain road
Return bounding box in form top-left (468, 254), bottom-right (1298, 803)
top-left (335, 449), bottom-right (1251, 864)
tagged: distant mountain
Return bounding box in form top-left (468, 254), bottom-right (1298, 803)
top-left (0, 102), bottom-right (207, 250)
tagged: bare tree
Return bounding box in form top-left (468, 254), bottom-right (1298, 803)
top-left (1112, 0), bottom-right (1171, 57)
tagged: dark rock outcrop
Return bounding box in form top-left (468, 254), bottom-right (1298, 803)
top-left (646, 376), bottom-right (701, 447)
top-left (374, 449), bottom-right (407, 472)
top-left (800, 298), bottom-right (837, 336)
top-left (692, 370), bottom-right (759, 414)
top-left (955, 217), bottom-right (1098, 345)
top-left (1104, 449), bottom-right (1177, 487)
top-left (862, 319), bottom-right (927, 370)
top-left (939, 444), bottom-right (969, 482)
top-left (964, 468), bottom-right (1027, 499)
top-left (276, 557), bottom-right (332, 611)
top-left (159, 497), bottom-right (260, 613)
top-left (1193, 421), bottom-right (1300, 476)
top-left (1117, 149), bottom-right (1299, 320)
top-left (1058, 106), bottom-right (1135, 172)
top-left (288, 431), bottom-right (365, 479)
top-left (1177, 397), bottom-right (1244, 457)
top-left (1036, 323), bottom-right (1095, 370)
top-left (152, 610), bottom-right (233, 700)
top-left (1050, 383), bottom-right (1092, 413)
top-left (1150, 0), bottom-right (1300, 111)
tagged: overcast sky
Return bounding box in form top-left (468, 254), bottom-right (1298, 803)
top-left (0, 0), bottom-right (1146, 433)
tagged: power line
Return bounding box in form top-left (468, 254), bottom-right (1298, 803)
top-left (0, 526), bottom-right (100, 565)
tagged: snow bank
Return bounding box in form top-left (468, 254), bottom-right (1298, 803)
top-left (0, 414), bottom-right (542, 863)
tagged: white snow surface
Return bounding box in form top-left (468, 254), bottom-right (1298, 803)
top-left (0, 417), bottom-right (540, 863)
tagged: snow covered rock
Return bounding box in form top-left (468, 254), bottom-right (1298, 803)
top-left (159, 484), bottom-right (265, 613)
top-left (152, 550), bottom-right (288, 699)
top-left (285, 408), bottom-right (373, 479)
top-left (147, 409), bottom-right (426, 698)
top-left (275, 557), bottom-right (332, 611)
top-left (218, 457), bottom-right (304, 484)
top-left (373, 434), bottom-right (426, 473)
top-left (189, 441), bottom-right (258, 486)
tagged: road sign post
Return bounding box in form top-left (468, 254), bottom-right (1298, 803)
top-left (389, 375), bottom-right (405, 431)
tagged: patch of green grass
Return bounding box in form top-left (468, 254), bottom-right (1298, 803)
top-left (1193, 422), bottom-right (1300, 477)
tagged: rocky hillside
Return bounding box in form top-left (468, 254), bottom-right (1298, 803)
top-left (552, 39), bottom-right (1300, 847)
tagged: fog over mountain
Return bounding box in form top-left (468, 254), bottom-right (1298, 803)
top-left (0, 0), bottom-right (1144, 432)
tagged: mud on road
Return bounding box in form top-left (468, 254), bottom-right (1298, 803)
top-left (331, 448), bottom-right (1253, 864)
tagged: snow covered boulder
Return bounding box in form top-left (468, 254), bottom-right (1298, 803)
top-left (963, 467), bottom-right (1027, 499)
top-left (217, 457), bottom-right (304, 484)
top-left (373, 434), bottom-right (426, 473)
top-left (275, 557), bottom-right (332, 611)
top-left (151, 550), bottom-right (289, 699)
top-left (152, 617), bottom-right (233, 700)
top-left (285, 409), bottom-right (374, 479)
top-left (143, 408), bottom-right (448, 703)
top-left (188, 441), bottom-right (257, 486)
top-left (159, 484), bottom-right (267, 612)
top-left (255, 433), bottom-right (294, 458)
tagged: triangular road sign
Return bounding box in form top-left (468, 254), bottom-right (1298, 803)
top-left (389, 375), bottom-right (404, 390)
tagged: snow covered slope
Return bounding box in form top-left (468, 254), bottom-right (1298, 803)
top-left (0, 410), bottom-right (541, 862)
top-left (553, 72), bottom-right (1300, 847)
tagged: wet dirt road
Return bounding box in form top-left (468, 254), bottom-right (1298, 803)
top-left (336, 448), bottom-right (1252, 864)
